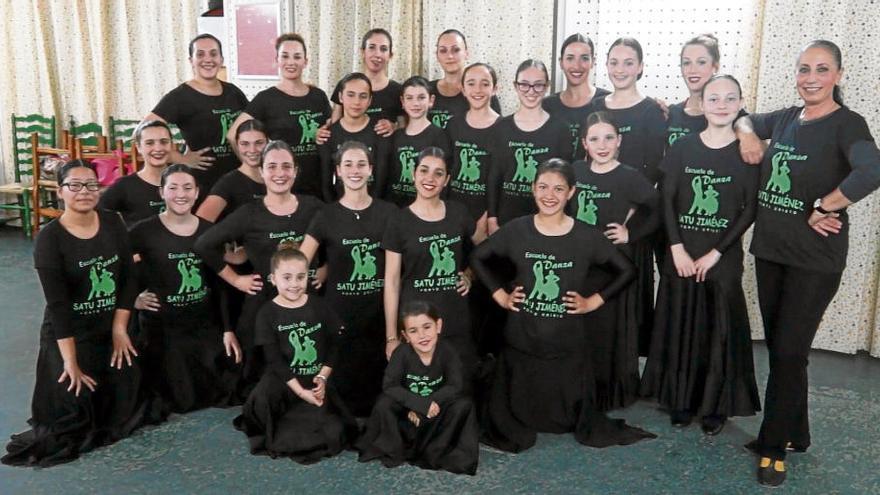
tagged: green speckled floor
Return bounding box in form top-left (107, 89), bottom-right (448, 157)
top-left (1, 227), bottom-right (879, 494)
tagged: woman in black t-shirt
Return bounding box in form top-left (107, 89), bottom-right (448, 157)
top-left (318, 73), bottom-right (391, 202)
top-left (300, 141), bottom-right (397, 417)
top-left (487, 59), bottom-right (573, 232)
top-left (386, 76), bottom-right (451, 206)
top-left (327, 29), bottom-right (402, 137)
top-left (145, 34), bottom-right (248, 196)
top-left (543, 34), bottom-right (610, 161)
top-left (570, 112), bottom-right (659, 411)
top-left (382, 147), bottom-right (478, 380)
top-left (3, 161), bottom-right (146, 467)
top-left (428, 29), bottom-right (502, 129)
top-left (99, 120), bottom-right (172, 225)
top-left (641, 75), bottom-right (761, 435)
top-left (228, 34), bottom-right (331, 198)
top-left (472, 159), bottom-right (654, 453)
top-left (198, 119), bottom-right (268, 222)
top-left (130, 165), bottom-right (242, 414)
top-left (195, 140), bottom-right (325, 399)
top-left (734, 41), bottom-right (880, 487)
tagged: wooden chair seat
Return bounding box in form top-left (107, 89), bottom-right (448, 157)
top-left (0, 183), bottom-right (32, 194)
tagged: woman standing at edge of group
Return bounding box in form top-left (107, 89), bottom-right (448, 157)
top-left (145, 34), bottom-right (248, 200)
top-left (473, 158), bottom-right (655, 452)
top-left (543, 34), bottom-right (611, 161)
top-left (734, 39), bottom-right (880, 487)
top-left (429, 29), bottom-right (501, 129)
top-left (300, 141), bottom-right (398, 417)
top-left (487, 59), bottom-right (573, 233)
top-left (227, 33), bottom-right (331, 198)
top-left (3, 161), bottom-right (146, 467)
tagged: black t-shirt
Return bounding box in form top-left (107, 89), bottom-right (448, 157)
top-left (34, 210), bottom-right (137, 341)
top-left (332, 79), bottom-right (403, 123)
top-left (665, 101), bottom-right (708, 150)
top-left (244, 86), bottom-right (331, 197)
top-left (470, 216), bottom-right (634, 358)
top-left (195, 196), bottom-right (324, 285)
top-left (488, 115), bottom-right (573, 225)
top-left (208, 169), bottom-right (266, 220)
top-left (569, 161), bottom-right (658, 244)
top-left (383, 340), bottom-right (463, 414)
top-left (306, 199), bottom-right (396, 305)
top-left (446, 116), bottom-right (500, 221)
top-left (586, 96), bottom-right (667, 183)
top-left (129, 216), bottom-right (224, 327)
top-left (427, 79), bottom-right (502, 129)
top-left (660, 135), bottom-right (760, 261)
top-left (151, 81), bottom-right (248, 190)
top-left (381, 201), bottom-right (475, 339)
top-left (542, 88), bottom-right (611, 160)
top-left (98, 173), bottom-right (164, 225)
top-left (749, 106), bottom-right (878, 272)
top-left (318, 120), bottom-right (391, 202)
top-left (255, 297), bottom-right (343, 386)
top-left (386, 125), bottom-right (451, 206)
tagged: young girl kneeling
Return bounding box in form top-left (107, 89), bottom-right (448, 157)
top-left (234, 245), bottom-right (354, 464)
top-left (357, 301), bottom-right (479, 475)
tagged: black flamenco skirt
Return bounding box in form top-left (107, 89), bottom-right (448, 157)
top-left (333, 333), bottom-right (386, 418)
top-left (3, 331), bottom-right (148, 467)
top-left (481, 347), bottom-right (655, 453)
top-left (234, 290), bottom-right (272, 400)
top-left (356, 393), bottom-right (479, 475)
top-left (640, 268), bottom-right (761, 419)
top-left (632, 240), bottom-right (656, 357)
top-left (139, 315), bottom-right (241, 415)
top-left (233, 373), bottom-right (355, 464)
top-left (583, 265), bottom-right (640, 411)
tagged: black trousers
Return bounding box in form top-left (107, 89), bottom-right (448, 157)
top-left (754, 258), bottom-right (842, 459)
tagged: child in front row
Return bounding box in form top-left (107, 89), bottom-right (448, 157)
top-left (357, 300), bottom-right (479, 475)
top-left (234, 244), bottom-right (355, 464)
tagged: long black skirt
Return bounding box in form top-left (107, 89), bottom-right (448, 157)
top-left (357, 394), bottom-right (479, 475)
top-left (640, 269), bottom-right (761, 419)
top-left (333, 333), bottom-right (386, 417)
top-left (139, 315), bottom-right (241, 415)
top-left (233, 373), bottom-right (354, 464)
top-left (583, 265), bottom-right (640, 411)
top-left (2, 333), bottom-right (148, 467)
top-left (481, 347), bottom-right (655, 453)
top-left (632, 240), bottom-right (656, 357)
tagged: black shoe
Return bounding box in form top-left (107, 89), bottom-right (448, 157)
top-left (786, 441), bottom-right (808, 453)
top-left (670, 410), bottom-right (692, 427)
top-left (700, 415), bottom-right (726, 436)
top-left (757, 457), bottom-right (786, 487)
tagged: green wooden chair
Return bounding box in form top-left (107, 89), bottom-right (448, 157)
top-left (0, 113), bottom-right (56, 237)
top-left (68, 117), bottom-right (103, 150)
top-left (108, 116), bottom-right (140, 150)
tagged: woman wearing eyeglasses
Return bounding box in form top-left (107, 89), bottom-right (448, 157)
top-left (487, 59), bottom-right (573, 234)
top-left (3, 161), bottom-right (148, 467)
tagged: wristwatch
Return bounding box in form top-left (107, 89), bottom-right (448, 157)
top-left (813, 198), bottom-right (831, 215)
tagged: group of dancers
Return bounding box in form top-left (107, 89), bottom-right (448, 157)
top-left (3, 27), bottom-right (879, 488)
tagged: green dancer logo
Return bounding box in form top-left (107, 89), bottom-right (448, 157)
top-left (399, 150), bottom-right (416, 184)
top-left (427, 241), bottom-right (455, 277)
top-left (298, 115), bottom-right (320, 144)
top-left (176, 259), bottom-right (203, 294)
top-left (409, 380), bottom-right (433, 397)
top-left (668, 131), bottom-right (686, 147)
top-left (766, 151), bottom-right (792, 194)
top-left (289, 331), bottom-right (317, 367)
top-left (528, 261), bottom-right (560, 301)
top-left (219, 112), bottom-right (237, 146)
top-left (512, 147), bottom-right (539, 183)
top-left (688, 176), bottom-right (720, 216)
top-left (349, 244), bottom-right (377, 281)
top-left (431, 113), bottom-right (451, 129)
top-left (87, 265), bottom-right (115, 300)
top-left (457, 148), bottom-right (481, 182)
top-left (576, 191), bottom-right (599, 225)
